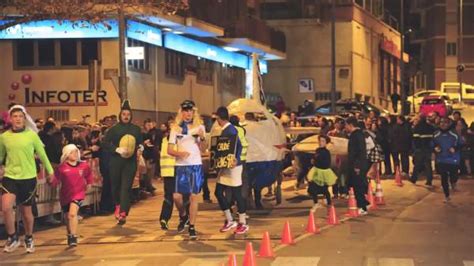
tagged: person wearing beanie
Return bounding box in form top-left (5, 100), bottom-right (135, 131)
top-left (48, 144), bottom-right (93, 247)
top-left (1, 105), bottom-right (54, 253)
top-left (103, 100), bottom-right (143, 225)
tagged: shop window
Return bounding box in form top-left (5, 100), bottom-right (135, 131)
top-left (196, 58), bottom-right (214, 85)
top-left (127, 38), bottom-right (150, 72)
top-left (38, 40), bottom-right (55, 66)
top-left (14, 39), bottom-right (99, 69)
top-left (16, 40), bottom-right (34, 67)
top-left (165, 50), bottom-right (184, 80)
top-left (60, 39), bottom-right (78, 66)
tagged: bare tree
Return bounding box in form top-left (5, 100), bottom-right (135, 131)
top-left (0, 0), bottom-right (189, 100)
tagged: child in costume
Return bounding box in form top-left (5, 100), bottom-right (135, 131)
top-left (49, 144), bottom-right (92, 247)
top-left (307, 135), bottom-right (337, 212)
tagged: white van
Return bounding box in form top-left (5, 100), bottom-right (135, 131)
top-left (440, 82), bottom-right (474, 103)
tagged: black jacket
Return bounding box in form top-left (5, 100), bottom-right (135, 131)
top-left (389, 123), bottom-right (412, 152)
top-left (348, 128), bottom-right (369, 171)
top-left (412, 120), bottom-right (436, 151)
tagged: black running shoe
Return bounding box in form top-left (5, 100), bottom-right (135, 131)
top-left (68, 235), bottom-right (78, 247)
top-left (177, 216), bottom-right (189, 233)
top-left (189, 226), bottom-right (197, 240)
top-left (160, 219), bottom-right (169, 230)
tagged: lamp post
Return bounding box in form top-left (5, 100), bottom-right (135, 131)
top-left (459, 0), bottom-right (464, 103)
top-left (330, 0), bottom-right (336, 113)
top-left (400, 0), bottom-right (406, 115)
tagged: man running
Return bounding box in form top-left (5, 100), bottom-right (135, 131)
top-left (1, 105), bottom-right (54, 253)
top-left (168, 100), bottom-right (206, 240)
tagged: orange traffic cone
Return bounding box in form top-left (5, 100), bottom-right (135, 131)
top-left (345, 188), bottom-right (359, 218)
top-left (243, 242), bottom-right (257, 266)
top-left (258, 231), bottom-right (275, 258)
top-left (394, 166), bottom-right (404, 187)
top-left (375, 179), bottom-right (386, 205)
top-left (280, 221), bottom-right (295, 245)
top-left (367, 182), bottom-right (377, 211)
top-left (306, 211), bottom-right (320, 234)
top-left (327, 205), bottom-right (340, 225)
top-left (227, 253), bottom-right (237, 266)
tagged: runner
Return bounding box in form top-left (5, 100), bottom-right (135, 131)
top-left (49, 144), bottom-right (93, 247)
top-left (167, 100), bottom-right (206, 240)
top-left (0, 105), bottom-right (54, 253)
top-left (103, 100), bottom-right (143, 225)
top-left (214, 107), bottom-right (249, 234)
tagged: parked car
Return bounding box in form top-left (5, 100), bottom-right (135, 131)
top-left (419, 95), bottom-right (453, 117)
top-left (312, 99), bottom-right (390, 117)
top-left (408, 90), bottom-right (449, 112)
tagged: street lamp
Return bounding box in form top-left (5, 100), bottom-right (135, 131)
top-left (459, 0), bottom-right (464, 103)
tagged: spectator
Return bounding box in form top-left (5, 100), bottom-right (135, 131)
top-left (389, 116), bottom-right (412, 176)
top-left (377, 117), bottom-right (391, 175)
top-left (410, 115), bottom-right (435, 186)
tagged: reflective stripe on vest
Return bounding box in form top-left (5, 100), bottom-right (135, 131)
top-left (236, 127), bottom-right (248, 162)
top-left (160, 138), bottom-right (175, 177)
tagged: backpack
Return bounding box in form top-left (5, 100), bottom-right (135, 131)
top-left (364, 130), bottom-right (383, 163)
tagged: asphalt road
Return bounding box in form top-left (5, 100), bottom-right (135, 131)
top-left (1, 176), bottom-right (473, 266)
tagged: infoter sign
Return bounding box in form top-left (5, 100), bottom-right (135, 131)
top-left (25, 87), bottom-right (108, 107)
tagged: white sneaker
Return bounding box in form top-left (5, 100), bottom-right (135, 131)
top-left (3, 235), bottom-right (20, 253)
top-left (358, 208), bottom-right (368, 216)
top-left (443, 197), bottom-right (451, 203)
top-left (24, 237), bottom-right (35, 253)
top-left (311, 203), bottom-right (322, 212)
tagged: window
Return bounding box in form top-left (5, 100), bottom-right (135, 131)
top-left (60, 39), bottom-right (78, 66)
top-left (447, 42), bottom-right (457, 56)
top-left (46, 109), bottom-right (69, 122)
top-left (196, 58), bottom-right (214, 84)
top-left (14, 39), bottom-right (99, 68)
top-left (82, 39), bottom-right (99, 66)
top-left (165, 50), bottom-right (184, 79)
top-left (16, 40), bottom-right (34, 67)
top-left (38, 40), bottom-right (55, 66)
top-left (127, 38), bottom-right (150, 72)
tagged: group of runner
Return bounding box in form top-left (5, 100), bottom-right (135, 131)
top-left (1, 100), bottom-right (249, 253)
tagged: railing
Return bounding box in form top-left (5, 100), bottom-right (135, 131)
top-left (0, 158), bottom-right (102, 224)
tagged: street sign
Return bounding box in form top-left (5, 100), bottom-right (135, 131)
top-left (299, 78), bottom-right (314, 93)
top-left (125, 47), bottom-right (144, 60)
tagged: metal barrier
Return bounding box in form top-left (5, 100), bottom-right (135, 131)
top-left (0, 159), bottom-right (103, 224)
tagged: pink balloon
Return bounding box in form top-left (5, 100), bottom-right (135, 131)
top-left (11, 82), bottom-right (20, 90)
top-left (21, 74), bottom-right (32, 84)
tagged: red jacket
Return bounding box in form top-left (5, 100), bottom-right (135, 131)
top-left (52, 161), bottom-right (93, 206)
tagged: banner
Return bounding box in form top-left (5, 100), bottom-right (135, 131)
top-left (210, 135), bottom-right (238, 170)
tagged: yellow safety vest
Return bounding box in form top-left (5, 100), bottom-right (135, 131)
top-left (160, 137), bottom-right (176, 177)
top-left (236, 126), bottom-right (248, 162)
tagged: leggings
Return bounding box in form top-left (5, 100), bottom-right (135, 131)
top-left (436, 163), bottom-right (459, 198)
top-left (109, 157), bottom-right (137, 215)
top-left (215, 183), bottom-right (246, 214)
top-left (308, 182), bottom-right (332, 205)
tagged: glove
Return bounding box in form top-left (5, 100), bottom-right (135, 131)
top-left (116, 147), bottom-right (128, 156)
top-left (138, 144), bottom-right (145, 152)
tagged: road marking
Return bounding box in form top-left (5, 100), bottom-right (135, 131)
top-left (366, 258), bottom-right (415, 266)
top-left (180, 258), bottom-right (225, 266)
top-left (271, 257), bottom-right (320, 265)
top-left (94, 259), bottom-right (141, 266)
top-left (464, 261), bottom-right (474, 266)
top-left (98, 236), bottom-right (123, 243)
top-left (1, 251), bottom-right (246, 264)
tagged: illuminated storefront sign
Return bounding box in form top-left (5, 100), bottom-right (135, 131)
top-left (164, 33), bottom-right (249, 69)
top-left (127, 20), bottom-right (162, 47)
top-left (0, 20), bottom-right (118, 39)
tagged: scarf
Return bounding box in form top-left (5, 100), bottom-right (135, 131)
top-left (180, 120), bottom-right (192, 135)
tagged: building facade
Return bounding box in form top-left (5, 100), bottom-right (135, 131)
top-left (408, 0), bottom-right (474, 91)
top-left (260, 0), bottom-right (406, 111)
top-left (0, 1), bottom-right (285, 124)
